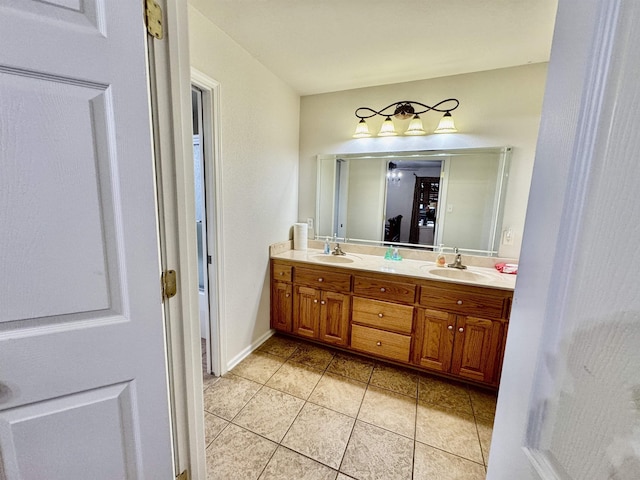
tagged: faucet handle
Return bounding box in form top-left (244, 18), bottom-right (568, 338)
top-left (454, 247), bottom-right (459, 254)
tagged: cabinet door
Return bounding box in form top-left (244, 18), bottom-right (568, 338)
top-left (451, 316), bottom-right (503, 384)
top-left (293, 285), bottom-right (320, 339)
top-left (319, 291), bottom-right (350, 346)
top-left (271, 281), bottom-right (292, 332)
top-left (413, 308), bottom-right (455, 373)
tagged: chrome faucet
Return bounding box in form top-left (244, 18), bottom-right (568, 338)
top-left (332, 243), bottom-right (346, 256)
top-left (447, 247), bottom-right (467, 269)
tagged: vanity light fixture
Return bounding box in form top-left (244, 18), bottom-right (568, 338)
top-left (353, 99), bottom-right (459, 138)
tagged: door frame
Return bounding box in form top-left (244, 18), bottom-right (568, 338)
top-left (191, 69), bottom-right (226, 377)
top-left (146, 1), bottom-right (208, 479)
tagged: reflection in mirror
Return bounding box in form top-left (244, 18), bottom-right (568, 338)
top-left (316, 147), bottom-right (511, 256)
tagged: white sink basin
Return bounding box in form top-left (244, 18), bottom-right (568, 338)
top-left (423, 266), bottom-right (491, 283)
top-left (311, 254), bottom-right (360, 264)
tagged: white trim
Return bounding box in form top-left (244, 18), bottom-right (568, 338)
top-left (226, 330), bottom-right (276, 372)
top-left (191, 68), bottom-right (227, 376)
top-left (148, 1), bottom-right (206, 479)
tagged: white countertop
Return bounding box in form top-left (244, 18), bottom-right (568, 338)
top-left (271, 248), bottom-right (517, 291)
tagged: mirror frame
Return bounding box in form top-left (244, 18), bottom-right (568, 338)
top-left (315, 147), bottom-right (512, 256)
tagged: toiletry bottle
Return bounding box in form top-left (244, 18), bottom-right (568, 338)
top-left (384, 246), bottom-right (393, 260)
top-left (392, 247), bottom-right (402, 261)
top-left (436, 244), bottom-right (446, 267)
top-left (324, 236), bottom-right (330, 254)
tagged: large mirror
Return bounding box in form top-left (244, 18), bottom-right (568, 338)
top-left (316, 147), bottom-right (511, 256)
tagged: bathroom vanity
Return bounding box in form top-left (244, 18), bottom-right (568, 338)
top-left (270, 245), bottom-right (515, 388)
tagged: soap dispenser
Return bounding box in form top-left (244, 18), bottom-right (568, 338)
top-left (436, 244), bottom-right (446, 267)
top-left (323, 236), bottom-right (331, 254)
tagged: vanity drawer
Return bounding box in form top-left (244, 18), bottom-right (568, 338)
top-left (353, 276), bottom-right (416, 304)
top-left (352, 297), bottom-right (413, 334)
top-left (351, 324), bottom-right (411, 363)
top-left (419, 285), bottom-right (507, 319)
top-left (295, 266), bottom-right (351, 292)
top-left (272, 262), bottom-right (292, 282)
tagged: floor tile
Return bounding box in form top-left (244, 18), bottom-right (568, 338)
top-left (476, 415), bottom-right (494, 465)
top-left (204, 412), bottom-right (228, 447)
top-left (231, 351), bottom-right (285, 384)
top-left (308, 372), bottom-right (367, 417)
top-left (206, 423), bottom-right (277, 480)
top-left (415, 403), bottom-right (483, 464)
top-left (369, 363), bottom-right (419, 398)
top-left (340, 420), bottom-right (413, 480)
top-left (413, 441), bottom-right (486, 480)
top-left (266, 360), bottom-right (323, 400)
top-left (327, 352), bottom-right (374, 383)
top-left (357, 385), bottom-right (416, 438)
top-left (469, 387), bottom-right (498, 420)
top-left (233, 386), bottom-right (305, 442)
top-left (258, 446), bottom-right (337, 480)
top-left (418, 376), bottom-right (473, 415)
top-left (289, 343), bottom-right (335, 370)
top-left (203, 373), bottom-right (261, 420)
top-left (202, 373), bottom-right (219, 391)
top-left (258, 335), bottom-right (301, 359)
top-left (336, 475), bottom-right (355, 480)
top-left (282, 402), bottom-right (355, 469)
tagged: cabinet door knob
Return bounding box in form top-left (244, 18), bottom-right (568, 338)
top-left (318, 278), bottom-right (324, 282)
top-left (313, 299), bottom-right (318, 303)
top-left (376, 341), bottom-right (382, 346)
top-left (448, 325), bottom-right (453, 330)
top-left (456, 300), bottom-right (463, 305)
top-left (279, 271), bottom-right (284, 276)
top-left (321, 300), bottom-right (326, 305)
top-left (380, 287), bottom-right (386, 292)
top-left (458, 327), bottom-right (464, 333)
top-left (378, 313), bottom-right (384, 318)
top-left (285, 293), bottom-right (290, 298)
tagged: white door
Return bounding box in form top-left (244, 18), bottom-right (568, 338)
top-left (0, 2), bottom-right (173, 479)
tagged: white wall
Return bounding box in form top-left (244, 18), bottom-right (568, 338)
top-left (299, 63), bottom-right (548, 258)
top-left (188, 6), bottom-right (300, 368)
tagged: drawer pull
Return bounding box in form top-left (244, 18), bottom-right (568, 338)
top-left (380, 287), bottom-right (386, 292)
top-left (285, 293), bottom-right (290, 298)
top-left (378, 313), bottom-right (384, 318)
top-left (448, 325), bottom-right (453, 331)
top-left (376, 341), bottom-right (382, 346)
top-left (458, 327), bottom-right (464, 333)
top-left (314, 299), bottom-right (318, 303)
top-left (321, 300), bottom-right (326, 305)
top-left (318, 277), bottom-right (324, 282)
top-left (279, 272), bottom-right (284, 276)
top-left (457, 300), bottom-right (463, 305)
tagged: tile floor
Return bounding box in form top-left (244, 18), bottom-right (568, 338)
top-left (202, 335), bottom-right (496, 480)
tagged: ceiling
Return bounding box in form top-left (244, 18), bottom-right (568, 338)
top-left (189, 0), bottom-right (559, 96)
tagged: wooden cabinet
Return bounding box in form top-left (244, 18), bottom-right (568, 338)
top-left (270, 258), bottom-right (512, 388)
top-left (292, 265), bottom-right (351, 346)
top-left (270, 263), bottom-right (293, 332)
top-left (414, 282), bottom-right (510, 386)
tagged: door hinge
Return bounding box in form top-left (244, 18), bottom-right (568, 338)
top-left (145, 0), bottom-right (164, 39)
top-left (176, 470), bottom-right (188, 480)
top-left (162, 269), bottom-right (177, 300)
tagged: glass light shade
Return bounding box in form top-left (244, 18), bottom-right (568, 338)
top-left (404, 114), bottom-right (426, 135)
top-left (353, 119), bottom-right (372, 138)
top-left (378, 116), bottom-right (398, 136)
top-left (434, 112), bottom-right (457, 133)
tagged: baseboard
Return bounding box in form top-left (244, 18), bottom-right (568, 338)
top-left (226, 329), bottom-right (276, 372)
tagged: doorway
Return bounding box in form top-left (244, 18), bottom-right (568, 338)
top-left (190, 76), bottom-right (223, 378)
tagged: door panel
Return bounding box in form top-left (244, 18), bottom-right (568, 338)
top-left (0, 2), bottom-right (173, 478)
top-left (293, 285), bottom-right (320, 338)
top-left (414, 308), bottom-right (454, 372)
top-left (319, 291), bottom-right (349, 345)
top-left (452, 316), bottom-right (501, 384)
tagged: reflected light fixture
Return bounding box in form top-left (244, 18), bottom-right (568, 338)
top-left (353, 99), bottom-right (459, 138)
top-left (387, 162), bottom-right (402, 183)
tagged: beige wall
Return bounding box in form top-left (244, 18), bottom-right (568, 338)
top-left (299, 63), bottom-right (548, 258)
top-left (188, 6), bottom-right (300, 367)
